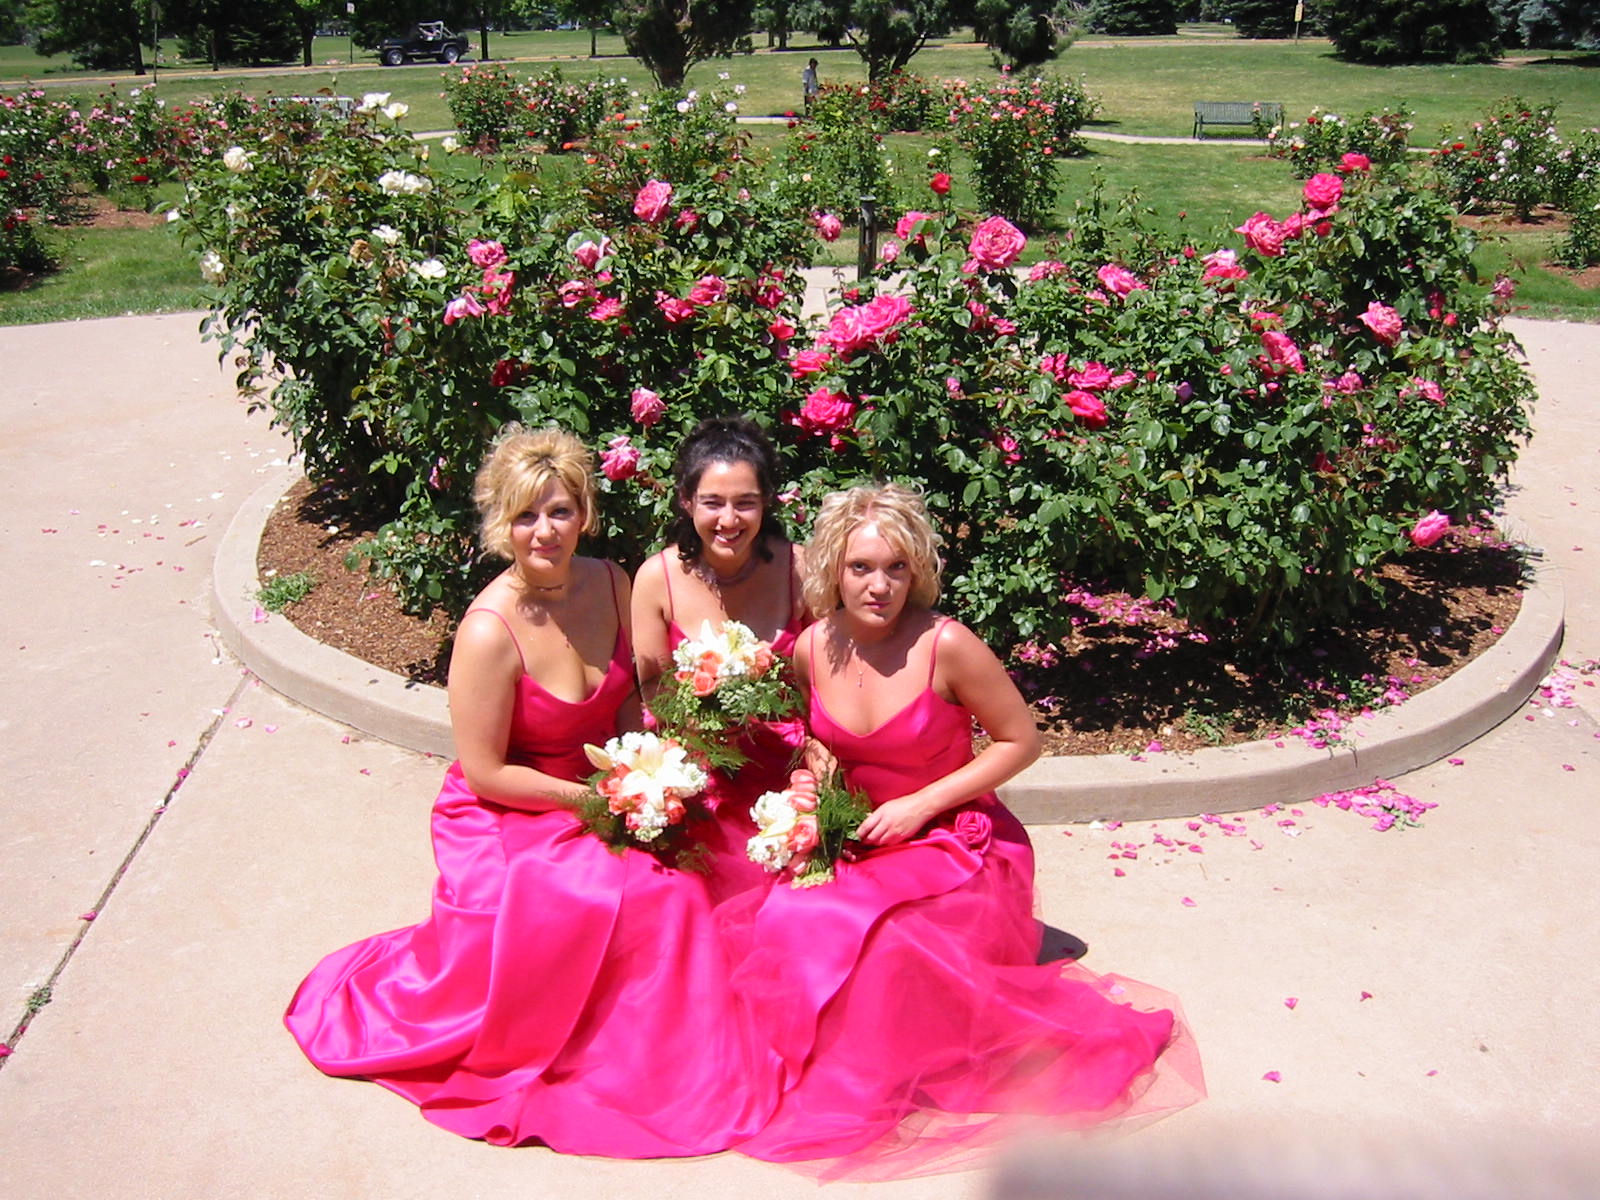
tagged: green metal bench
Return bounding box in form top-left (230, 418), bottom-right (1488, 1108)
top-left (1193, 101), bottom-right (1283, 140)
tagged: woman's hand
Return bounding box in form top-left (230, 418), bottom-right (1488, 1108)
top-left (855, 793), bottom-right (937, 846)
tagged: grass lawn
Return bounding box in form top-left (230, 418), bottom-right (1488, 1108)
top-left (4, 29), bottom-right (1596, 323)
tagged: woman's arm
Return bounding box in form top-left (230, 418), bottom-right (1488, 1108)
top-left (854, 620), bottom-right (1041, 846)
top-left (630, 550), bottom-right (673, 699)
top-left (791, 621), bottom-right (837, 780)
top-left (448, 610), bottom-right (592, 812)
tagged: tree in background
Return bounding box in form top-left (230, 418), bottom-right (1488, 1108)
top-left (1492, 0), bottom-right (1600, 48)
top-left (754, 0), bottom-right (795, 46)
top-left (792, 0), bottom-right (850, 42)
top-left (1219, 0), bottom-right (1296, 37)
top-left (557, 0), bottom-right (615, 55)
top-left (1085, 0), bottom-right (1176, 35)
top-left (791, 0), bottom-right (964, 81)
top-left (26, 0), bottom-right (150, 71)
top-left (972, 0), bottom-right (1080, 68)
top-left (610, 0), bottom-right (755, 88)
top-left (1321, 0), bottom-right (1502, 62)
top-left (164, 0), bottom-right (300, 67)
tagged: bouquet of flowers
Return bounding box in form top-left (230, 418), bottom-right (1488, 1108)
top-left (747, 769), bottom-right (871, 888)
top-left (648, 619), bottom-right (800, 773)
top-left (580, 731), bottom-right (710, 867)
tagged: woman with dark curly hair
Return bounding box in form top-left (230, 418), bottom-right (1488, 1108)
top-left (632, 416), bottom-right (810, 900)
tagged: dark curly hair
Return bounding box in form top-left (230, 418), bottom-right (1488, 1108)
top-left (666, 416), bottom-right (786, 563)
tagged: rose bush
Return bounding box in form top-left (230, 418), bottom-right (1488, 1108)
top-left (179, 105), bottom-right (1533, 651)
top-left (1266, 106), bottom-right (1414, 178)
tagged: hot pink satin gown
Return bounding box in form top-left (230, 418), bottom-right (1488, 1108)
top-left (662, 547), bottom-right (805, 903)
top-left (721, 621), bottom-right (1205, 1179)
top-left (284, 610), bottom-right (777, 1156)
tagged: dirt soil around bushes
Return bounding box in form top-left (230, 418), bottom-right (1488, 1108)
top-left (259, 476), bottom-right (1526, 758)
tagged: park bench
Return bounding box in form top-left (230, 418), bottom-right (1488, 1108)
top-left (1193, 101), bottom-right (1283, 140)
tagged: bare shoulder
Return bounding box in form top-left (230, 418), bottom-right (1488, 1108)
top-left (931, 616), bottom-right (1004, 671)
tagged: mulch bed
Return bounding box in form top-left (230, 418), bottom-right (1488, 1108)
top-left (259, 476), bottom-right (1526, 758)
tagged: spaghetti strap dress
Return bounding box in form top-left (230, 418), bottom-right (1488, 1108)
top-left (721, 620), bottom-right (1205, 1179)
top-left (662, 546), bottom-right (805, 902)
top-left (284, 581), bottom-right (778, 1156)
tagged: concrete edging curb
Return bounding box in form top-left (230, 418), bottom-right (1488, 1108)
top-left (215, 470), bottom-right (1565, 822)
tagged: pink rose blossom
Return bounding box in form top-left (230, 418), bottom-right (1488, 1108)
top-left (654, 291), bottom-right (696, 324)
top-left (1065, 389), bottom-right (1108, 429)
top-left (630, 387), bottom-right (665, 426)
top-left (1410, 511), bottom-right (1450, 548)
top-left (601, 435), bottom-right (641, 482)
top-left (687, 275), bottom-right (726, 306)
top-left (588, 296), bottom-right (624, 321)
top-left (1358, 301), bottom-right (1403, 345)
top-left (480, 268), bottom-right (515, 316)
top-left (946, 377), bottom-right (963, 397)
top-left (467, 238), bottom-right (507, 268)
top-left (813, 211), bottom-right (842, 241)
top-left (1303, 173), bottom-right (1343, 211)
top-left (1338, 152), bottom-right (1371, 174)
top-left (573, 237), bottom-right (612, 270)
top-left (674, 208), bottom-right (699, 232)
top-left (633, 179), bottom-right (672, 223)
top-left (879, 239), bottom-right (901, 264)
top-left (791, 387), bottom-right (856, 438)
top-left (929, 171), bottom-right (952, 195)
top-left (767, 318), bottom-right (796, 341)
top-left (966, 215), bottom-right (1027, 271)
top-left (1068, 361), bottom-right (1113, 391)
top-left (789, 348), bottom-right (833, 377)
top-left (1236, 211), bottom-right (1286, 257)
top-left (442, 293), bottom-right (486, 324)
top-left (993, 432), bottom-right (1021, 465)
top-left (1202, 248), bottom-right (1249, 282)
top-left (1492, 275), bottom-right (1516, 302)
top-left (786, 813), bottom-right (820, 856)
top-left (1261, 330), bottom-right (1306, 374)
top-left (558, 278), bottom-right (595, 308)
top-left (1097, 263), bottom-right (1145, 297)
top-left (1280, 211), bottom-right (1310, 240)
top-left (895, 210), bottom-right (934, 241)
top-left (1330, 370), bottom-right (1364, 393)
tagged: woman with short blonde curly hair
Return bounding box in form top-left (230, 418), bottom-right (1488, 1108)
top-left (723, 480), bottom-right (1203, 1171)
top-left (474, 425), bottom-right (598, 560)
top-left (801, 483), bottom-right (942, 617)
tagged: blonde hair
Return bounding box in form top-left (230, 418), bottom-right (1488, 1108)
top-left (474, 425), bottom-right (598, 559)
top-left (803, 483), bottom-right (943, 616)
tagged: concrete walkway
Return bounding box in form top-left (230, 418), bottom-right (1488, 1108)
top-left (0, 313), bottom-right (1596, 1198)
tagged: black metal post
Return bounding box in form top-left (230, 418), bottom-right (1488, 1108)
top-left (857, 194), bottom-right (878, 280)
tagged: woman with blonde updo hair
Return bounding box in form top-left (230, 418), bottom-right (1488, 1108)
top-left (287, 425), bottom-right (778, 1157)
top-left (721, 482), bottom-right (1204, 1176)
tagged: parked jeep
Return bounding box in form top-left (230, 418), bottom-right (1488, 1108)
top-left (376, 21), bottom-right (469, 66)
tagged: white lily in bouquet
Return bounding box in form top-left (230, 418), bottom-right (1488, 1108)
top-left (580, 732), bottom-right (710, 867)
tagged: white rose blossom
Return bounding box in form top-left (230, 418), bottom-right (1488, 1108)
top-left (222, 145), bottom-right (252, 173)
top-left (358, 92), bottom-right (391, 112)
top-left (199, 250), bottom-right (226, 284)
top-left (382, 101), bottom-right (410, 121)
top-left (441, 135), bottom-right (460, 153)
top-left (412, 257), bottom-right (447, 279)
top-left (377, 170), bottom-right (432, 196)
top-left (372, 224), bottom-right (401, 245)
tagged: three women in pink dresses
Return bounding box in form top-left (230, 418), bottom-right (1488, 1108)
top-left (285, 425), bottom-right (1202, 1170)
